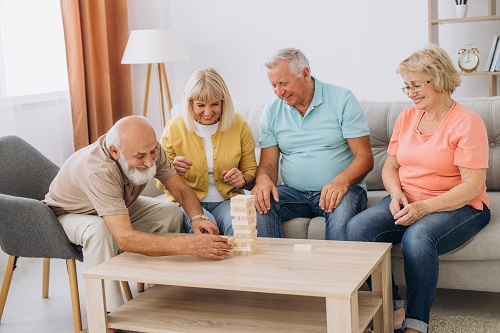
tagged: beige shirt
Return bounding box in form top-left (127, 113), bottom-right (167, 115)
top-left (43, 135), bottom-right (176, 217)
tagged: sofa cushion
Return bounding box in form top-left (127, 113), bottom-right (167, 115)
top-left (459, 97), bottom-right (500, 191)
top-left (429, 191), bottom-right (500, 261)
top-left (282, 218), bottom-right (313, 239)
top-left (361, 101), bottom-right (411, 190)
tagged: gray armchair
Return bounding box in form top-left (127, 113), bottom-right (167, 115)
top-left (0, 136), bottom-right (83, 332)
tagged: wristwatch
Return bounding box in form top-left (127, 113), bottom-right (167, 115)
top-left (189, 214), bottom-right (210, 223)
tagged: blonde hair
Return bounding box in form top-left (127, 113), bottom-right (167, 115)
top-left (397, 44), bottom-right (461, 94)
top-left (180, 68), bottom-right (235, 132)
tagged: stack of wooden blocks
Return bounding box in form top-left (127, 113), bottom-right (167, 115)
top-left (229, 194), bottom-right (258, 255)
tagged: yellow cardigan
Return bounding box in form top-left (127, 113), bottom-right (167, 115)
top-left (157, 113), bottom-right (257, 202)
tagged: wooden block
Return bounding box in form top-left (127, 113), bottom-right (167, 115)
top-left (233, 245), bottom-right (256, 252)
top-left (230, 209), bottom-right (257, 217)
top-left (232, 220), bottom-right (257, 230)
top-left (232, 215), bottom-right (257, 223)
top-left (230, 202), bottom-right (254, 209)
top-left (230, 203), bottom-right (256, 212)
top-left (294, 244), bottom-right (312, 251)
top-left (231, 194), bottom-right (255, 204)
top-left (232, 217), bottom-right (257, 225)
top-left (233, 234), bottom-right (256, 240)
top-left (233, 229), bottom-right (258, 239)
top-left (230, 205), bottom-right (254, 213)
top-left (230, 207), bottom-right (252, 215)
top-left (233, 238), bottom-right (257, 247)
top-left (233, 248), bottom-right (258, 256)
top-left (221, 236), bottom-right (236, 244)
top-left (233, 244), bottom-right (256, 250)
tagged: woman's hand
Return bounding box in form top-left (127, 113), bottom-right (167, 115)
top-left (394, 201), bottom-right (431, 226)
top-left (389, 192), bottom-right (409, 217)
top-left (172, 156), bottom-right (192, 176)
top-left (221, 168), bottom-right (245, 189)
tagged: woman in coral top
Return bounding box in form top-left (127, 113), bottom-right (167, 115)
top-left (347, 44), bottom-right (490, 333)
top-left (157, 68), bottom-right (257, 235)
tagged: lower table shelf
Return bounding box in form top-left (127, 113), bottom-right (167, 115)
top-left (107, 285), bottom-right (382, 333)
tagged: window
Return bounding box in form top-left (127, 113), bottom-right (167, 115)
top-left (0, 0), bottom-right (73, 166)
top-left (0, 0), bottom-right (68, 97)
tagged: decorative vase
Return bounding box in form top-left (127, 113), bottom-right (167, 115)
top-left (455, 4), bottom-right (468, 18)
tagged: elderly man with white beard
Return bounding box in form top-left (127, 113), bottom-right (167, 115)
top-left (44, 115), bottom-right (231, 313)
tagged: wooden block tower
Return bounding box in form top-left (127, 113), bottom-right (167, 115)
top-left (230, 194), bottom-right (258, 255)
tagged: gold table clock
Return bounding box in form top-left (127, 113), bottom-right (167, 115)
top-left (458, 45), bottom-right (479, 73)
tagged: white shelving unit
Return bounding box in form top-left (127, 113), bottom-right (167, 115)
top-left (428, 0), bottom-right (500, 96)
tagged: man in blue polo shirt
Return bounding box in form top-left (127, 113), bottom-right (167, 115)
top-left (251, 47), bottom-right (374, 240)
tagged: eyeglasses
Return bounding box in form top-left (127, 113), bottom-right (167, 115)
top-left (401, 80), bottom-right (431, 94)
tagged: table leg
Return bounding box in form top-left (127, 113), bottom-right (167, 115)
top-left (84, 278), bottom-right (108, 333)
top-left (371, 250), bottom-right (393, 333)
top-left (326, 293), bottom-right (358, 333)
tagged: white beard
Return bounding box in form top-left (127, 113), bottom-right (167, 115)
top-left (117, 152), bottom-right (157, 186)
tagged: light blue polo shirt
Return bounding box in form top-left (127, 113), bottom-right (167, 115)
top-left (259, 77), bottom-right (369, 192)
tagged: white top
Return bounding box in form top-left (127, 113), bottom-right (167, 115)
top-left (194, 122), bottom-right (225, 202)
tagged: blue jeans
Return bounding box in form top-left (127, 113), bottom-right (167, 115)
top-left (256, 184), bottom-right (367, 240)
top-left (346, 195), bottom-right (490, 333)
top-left (181, 200), bottom-right (234, 235)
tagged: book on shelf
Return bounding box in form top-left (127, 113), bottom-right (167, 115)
top-left (485, 36), bottom-right (499, 72)
top-left (493, 45), bottom-right (500, 72)
top-left (495, 53), bottom-right (500, 72)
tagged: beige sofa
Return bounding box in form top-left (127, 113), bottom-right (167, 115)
top-left (145, 97), bottom-right (500, 293)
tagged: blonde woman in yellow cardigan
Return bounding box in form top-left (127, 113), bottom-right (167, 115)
top-left (158, 68), bottom-right (257, 235)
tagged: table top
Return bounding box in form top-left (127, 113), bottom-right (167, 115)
top-left (83, 238), bottom-right (391, 298)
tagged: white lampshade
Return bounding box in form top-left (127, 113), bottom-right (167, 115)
top-left (121, 29), bottom-right (190, 64)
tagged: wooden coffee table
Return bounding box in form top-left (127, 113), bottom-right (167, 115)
top-left (83, 238), bottom-right (393, 333)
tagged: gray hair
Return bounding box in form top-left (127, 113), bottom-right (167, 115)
top-left (105, 115), bottom-right (151, 150)
top-left (106, 123), bottom-right (121, 150)
top-left (264, 47), bottom-right (310, 77)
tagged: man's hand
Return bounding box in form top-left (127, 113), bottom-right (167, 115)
top-left (319, 178), bottom-right (349, 212)
top-left (251, 177), bottom-right (279, 214)
top-left (191, 218), bottom-right (219, 235)
top-left (172, 156), bottom-right (192, 176)
top-left (186, 234), bottom-right (233, 260)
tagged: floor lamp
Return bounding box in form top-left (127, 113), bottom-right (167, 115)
top-left (121, 29), bottom-right (190, 128)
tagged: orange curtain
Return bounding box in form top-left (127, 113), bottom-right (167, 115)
top-left (60, 0), bottom-right (132, 150)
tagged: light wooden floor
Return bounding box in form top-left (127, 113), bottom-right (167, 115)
top-left (0, 258), bottom-right (499, 332)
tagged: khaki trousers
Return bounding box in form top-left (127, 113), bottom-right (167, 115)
top-left (59, 196), bottom-right (182, 311)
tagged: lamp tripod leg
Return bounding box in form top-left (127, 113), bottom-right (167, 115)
top-left (159, 63), bottom-right (173, 116)
top-left (157, 64), bottom-right (166, 128)
top-left (143, 64), bottom-right (152, 118)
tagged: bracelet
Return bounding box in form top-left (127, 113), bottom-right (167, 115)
top-left (189, 214), bottom-right (209, 224)
top-left (242, 175), bottom-right (247, 189)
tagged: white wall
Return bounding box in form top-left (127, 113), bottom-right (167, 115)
top-left (167, 0), bottom-right (426, 103)
top-left (127, 0), bottom-right (498, 135)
